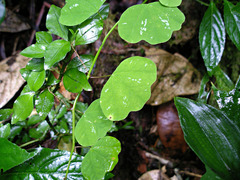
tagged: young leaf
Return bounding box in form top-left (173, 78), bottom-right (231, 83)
top-left (159, 0), bottom-right (182, 7)
top-left (118, 2), bottom-right (185, 45)
top-left (0, 0), bottom-right (5, 24)
top-left (59, 0), bottom-right (106, 26)
top-left (46, 5), bottom-right (68, 40)
top-left (0, 138), bottom-right (39, 172)
top-left (1, 148), bottom-right (84, 179)
top-left (82, 136), bottom-right (121, 180)
top-left (25, 58), bottom-right (44, 72)
top-left (20, 68), bottom-right (31, 81)
top-left (66, 55), bottom-right (94, 73)
top-left (100, 56), bottom-right (157, 121)
top-left (36, 31), bottom-right (52, 44)
top-left (27, 70), bottom-right (46, 91)
top-left (0, 109), bottom-right (12, 121)
top-left (12, 92), bottom-right (34, 124)
top-left (75, 99), bottom-right (113, 146)
top-left (174, 97), bottom-right (240, 180)
top-left (199, 1), bottom-right (226, 75)
top-left (44, 40), bottom-right (71, 70)
top-left (20, 44), bottom-right (47, 58)
top-left (35, 89), bottom-right (54, 119)
top-left (224, 0), bottom-right (240, 50)
top-left (213, 66), bottom-right (234, 91)
top-left (0, 123), bottom-right (10, 138)
top-left (63, 68), bottom-right (92, 93)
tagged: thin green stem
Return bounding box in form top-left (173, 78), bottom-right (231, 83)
top-left (142, 0), bottom-right (148, 4)
top-left (196, 0), bottom-right (209, 6)
top-left (87, 21), bottom-right (119, 79)
top-left (45, 118), bottom-right (58, 135)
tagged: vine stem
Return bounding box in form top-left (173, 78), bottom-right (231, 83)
top-left (196, 0), bottom-right (209, 6)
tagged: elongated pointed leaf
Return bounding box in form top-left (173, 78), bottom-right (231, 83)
top-left (202, 166), bottom-right (223, 180)
top-left (36, 31), bottom-right (52, 44)
top-left (159, 0), bottom-right (182, 7)
top-left (44, 40), bottom-right (71, 70)
top-left (82, 136), bottom-right (121, 180)
top-left (100, 56), bottom-right (157, 121)
top-left (12, 92), bottom-right (34, 124)
top-left (20, 44), bottom-right (47, 58)
top-left (0, 123), bottom-right (10, 138)
top-left (118, 2), bottom-right (185, 45)
top-left (59, 0), bottom-right (106, 26)
top-left (174, 97), bottom-right (240, 179)
top-left (46, 5), bottom-right (68, 40)
top-left (224, 0), bottom-right (240, 50)
top-left (1, 148), bottom-right (84, 179)
top-left (75, 99), bottom-right (112, 146)
top-left (199, 1), bottom-right (226, 75)
top-left (27, 70), bottom-right (46, 91)
top-left (213, 66), bottom-right (234, 91)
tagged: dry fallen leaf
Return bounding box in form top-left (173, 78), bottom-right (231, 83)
top-left (0, 53), bottom-right (30, 108)
top-left (145, 48), bottom-right (201, 106)
top-left (138, 169), bottom-right (170, 180)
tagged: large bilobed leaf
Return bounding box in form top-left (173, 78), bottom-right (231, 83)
top-left (75, 99), bottom-right (112, 146)
top-left (82, 136), bottom-right (121, 180)
top-left (174, 97), bottom-right (240, 179)
top-left (159, 0), bottom-right (182, 7)
top-left (0, 138), bottom-right (39, 172)
top-left (0, 123), bottom-right (10, 138)
top-left (0, 0), bottom-right (5, 24)
top-left (1, 148), bottom-right (85, 179)
top-left (36, 31), bottom-right (52, 44)
top-left (0, 109), bottom-right (12, 121)
top-left (74, 4), bottom-right (109, 45)
top-left (199, 1), bottom-right (226, 75)
top-left (118, 2), bottom-right (185, 45)
top-left (25, 58), bottom-right (44, 72)
top-left (224, 0), bottom-right (240, 50)
top-left (20, 44), bottom-right (47, 58)
top-left (27, 70), bottom-right (46, 91)
top-left (46, 5), bottom-right (68, 40)
top-left (11, 92), bottom-right (34, 124)
top-left (59, 0), bottom-right (106, 26)
top-left (63, 68), bottom-right (92, 93)
top-left (100, 56), bottom-right (157, 121)
top-left (44, 40), bottom-right (71, 70)
top-left (201, 166), bottom-right (223, 180)
top-left (35, 89), bottom-right (54, 119)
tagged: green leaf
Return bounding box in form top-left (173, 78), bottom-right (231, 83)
top-left (197, 74), bottom-right (211, 103)
top-left (27, 115), bottom-right (44, 126)
top-left (20, 68), bottom-right (31, 81)
top-left (20, 44), bottom-right (47, 58)
top-left (118, 2), bottom-right (185, 45)
top-left (46, 72), bottom-right (60, 85)
top-left (46, 5), bottom-right (68, 40)
top-left (100, 56), bottom-right (156, 121)
top-left (27, 70), bottom-right (46, 91)
top-left (12, 92), bottom-right (34, 124)
top-left (66, 54), bottom-right (94, 73)
top-left (202, 166), bottom-right (223, 180)
top-left (174, 97), bottom-right (240, 180)
top-left (74, 4), bottom-right (109, 45)
top-left (224, 0), bottom-right (240, 50)
top-left (0, 109), bottom-right (12, 121)
top-left (82, 136), bottom-right (121, 180)
top-left (0, 123), bottom-right (10, 138)
top-left (0, 138), bottom-right (38, 172)
top-left (0, 0), bottom-right (5, 24)
top-left (199, 1), bottom-right (226, 75)
top-left (35, 89), bottom-right (54, 119)
top-left (26, 58), bottom-right (44, 72)
top-left (44, 40), bottom-right (71, 70)
top-left (59, 0), bottom-right (106, 26)
top-left (75, 99), bottom-right (113, 146)
top-left (36, 31), bottom-right (52, 44)
top-left (63, 68), bottom-right (92, 93)
top-left (29, 121), bottom-right (49, 139)
top-left (159, 0), bottom-right (182, 7)
top-left (1, 148), bottom-right (84, 179)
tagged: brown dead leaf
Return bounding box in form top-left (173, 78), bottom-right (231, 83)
top-left (145, 48), bottom-right (201, 106)
top-left (138, 169), bottom-right (170, 180)
top-left (0, 53), bottom-right (30, 108)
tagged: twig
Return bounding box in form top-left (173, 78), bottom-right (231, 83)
top-left (71, 44), bottom-right (88, 72)
top-left (179, 170), bottom-right (202, 178)
top-left (196, 0), bottom-right (209, 6)
top-left (145, 152), bottom-right (174, 168)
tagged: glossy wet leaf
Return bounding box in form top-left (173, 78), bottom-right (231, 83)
top-left (12, 92), bottom-right (34, 124)
top-left (27, 115), bottom-right (43, 126)
top-left (29, 121), bottom-right (49, 139)
top-left (159, 0), bottom-right (182, 7)
top-left (63, 68), bottom-right (92, 93)
top-left (0, 109), bottom-right (12, 121)
top-left (20, 44), bottom-right (47, 58)
top-left (27, 70), bottom-right (45, 91)
top-left (224, 0), bottom-right (240, 50)
top-left (26, 58), bottom-right (44, 72)
top-left (75, 99), bottom-right (112, 146)
top-left (82, 136), bottom-right (121, 180)
top-left (46, 72), bottom-right (60, 86)
top-left (0, 123), bottom-right (10, 138)
top-left (199, 1), bottom-right (226, 75)
top-left (0, 0), bottom-right (5, 24)
top-left (36, 31), bottom-right (52, 44)
top-left (100, 56), bottom-right (157, 121)
top-left (202, 166), bottom-right (223, 180)
top-left (35, 89), bottom-right (54, 119)
top-left (0, 138), bottom-right (38, 172)
top-left (118, 2), bottom-right (185, 45)
top-left (1, 148), bottom-right (84, 179)
top-left (74, 4), bottom-right (109, 45)
top-left (67, 55), bottom-right (93, 73)
top-left (174, 97), bottom-right (240, 179)
top-left (213, 66), bottom-right (234, 91)
top-left (20, 68), bottom-right (31, 81)
top-left (197, 74), bottom-right (211, 103)
top-left (46, 5), bottom-right (68, 40)
top-left (44, 40), bottom-right (71, 70)
top-left (59, 0), bottom-right (106, 26)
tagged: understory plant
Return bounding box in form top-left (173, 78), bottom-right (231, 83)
top-left (174, 0), bottom-right (240, 179)
top-left (0, 0), bottom-right (185, 179)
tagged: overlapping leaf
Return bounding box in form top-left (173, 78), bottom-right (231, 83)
top-left (27, 70), bottom-right (46, 91)
top-left (0, 123), bottom-right (10, 138)
top-left (36, 31), bottom-right (52, 44)
top-left (0, 109), bottom-right (12, 121)
top-left (159, 0), bottom-right (182, 7)
top-left (25, 58), bottom-right (44, 72)
top-left (66, 55), bottom-right (94, 73)
top-left (20, 44), bottom-right (47, 58)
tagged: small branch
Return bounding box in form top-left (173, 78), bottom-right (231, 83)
top-left (45, 118), bottom-right (58, 135)
top-left (71, 44), bottom-right (88, 72)
top-left (196, 0), bottom-right (209, 6)
top-left (48, 87), bottom-right (70, 108)
top-left (142, 0), bottom-right (148, 4)
top-left (179, 170), bottom-right (202, 178)
top-left (90, 75), bottom-right (111, 79)
top-left (145, 152), bottom-right (174, 168)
